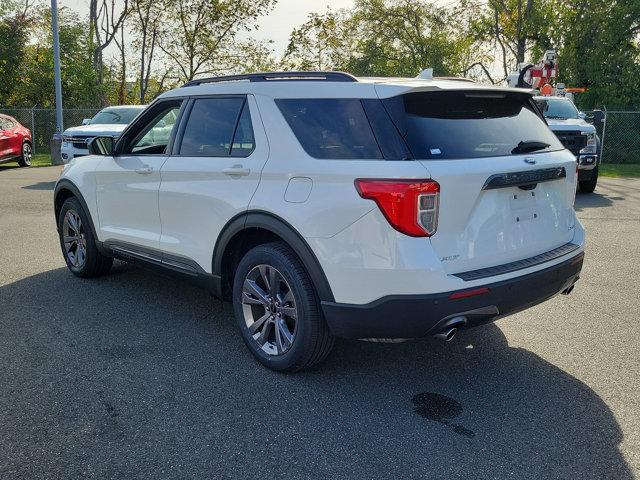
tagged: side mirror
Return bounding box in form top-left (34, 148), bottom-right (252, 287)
top-left (82, 118), bottom-right (91, 125)
top-left (578, 111), bottom-right (586, 119)
top-left (592, 109), bottom-right (605, 125)
top-left (88, 136), bottom-right (115, 156)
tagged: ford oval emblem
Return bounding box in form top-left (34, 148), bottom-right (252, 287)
top-left (524, 157), bottom-right (536, 165)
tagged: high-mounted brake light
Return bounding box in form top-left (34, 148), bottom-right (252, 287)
top-left (354, 179), bottom-right (440, 237)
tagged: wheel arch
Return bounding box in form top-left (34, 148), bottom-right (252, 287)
top-left (213, 211), bottom-right (335, 303)
top-left (54, 179), bottom-right (99, 238)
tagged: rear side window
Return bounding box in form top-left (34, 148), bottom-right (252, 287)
top-left (276, 99), bottom-right (383, 160)
top-left (231, 102), bottom-right (255, 156)
top-left (179, 97), bottom-right (253, 157)
top-left (383, 91), bottom-right (564, 160)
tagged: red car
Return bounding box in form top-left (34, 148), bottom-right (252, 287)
top-left (0, 114), bottom-right (33, 167)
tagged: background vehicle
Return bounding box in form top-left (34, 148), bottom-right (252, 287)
top-left (54, 71), bottom-right (584, 372)
top-left (0, 114), bottom-right (33, 167)
top-left (535, 96), bottom-right (601, 193)
top-left (61, 105), bottom-right (145, 162)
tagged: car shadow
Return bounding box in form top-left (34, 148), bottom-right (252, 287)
top-left (21, 181), bottom-right (56, 191)
top-left (0, 264), bottom-right (632, 479)
top-left (574, 190), bottom-right (615, 211)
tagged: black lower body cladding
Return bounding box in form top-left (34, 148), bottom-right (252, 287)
top-left (321, 253), bottom-right (584, 339)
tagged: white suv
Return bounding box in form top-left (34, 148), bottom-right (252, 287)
top-left (54, 71), bottom-right (585, 371)
top-left (61, 105), bottom-right (146, 162)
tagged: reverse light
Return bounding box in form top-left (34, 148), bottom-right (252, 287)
top-left (354, 179), bottom-right (440, 237)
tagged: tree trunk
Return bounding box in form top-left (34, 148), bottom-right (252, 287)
top-left (516, 0), bottom-right (534, 63)
top-left (117, 29), bottom-right (126, 104)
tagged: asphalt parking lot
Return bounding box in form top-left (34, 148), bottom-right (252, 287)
top-left (1, 164), bottom-right (639, 479)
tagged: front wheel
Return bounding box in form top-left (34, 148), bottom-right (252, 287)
top-left (58, 197), bottom-right (113, 277)
top-left (579, 166), bottom-right (598, 193)
top-left (232, 242), bottom-right (334, 372)
top-left (18, 141), bottom-right (32, 167)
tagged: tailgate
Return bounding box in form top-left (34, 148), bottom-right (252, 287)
top-left (421, 151), bottom-right (578, 275)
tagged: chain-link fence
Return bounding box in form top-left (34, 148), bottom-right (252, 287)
top-left (0, 108), bottom-right (100, 154)
top-left (563, 110), bottom-right (640, 164)
top-left (598, 111), bottom-right (640, 164)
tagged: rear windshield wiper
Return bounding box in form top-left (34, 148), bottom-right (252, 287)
top-left (511, 140), bottom-right (550, 154)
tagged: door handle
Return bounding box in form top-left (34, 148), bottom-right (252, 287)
top-left (223, 165), bottom-right (251, 177)
top-left (135, 165), bottom-right (153, 175)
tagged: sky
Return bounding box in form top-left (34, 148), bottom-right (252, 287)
top-left (59, 0), bottom-right (355, 58)
top-left (250, 0), bottom-right (354, 55)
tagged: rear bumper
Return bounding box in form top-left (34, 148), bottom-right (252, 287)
top-left (321, 252), bottom-right (584, 339)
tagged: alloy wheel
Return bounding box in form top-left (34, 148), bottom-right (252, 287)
top-left (62, 209), bottom-right (87, 268)
top-left (22, 143), bottom-right (32, 165)
top-left (241, 264), bottom-right (298, 356)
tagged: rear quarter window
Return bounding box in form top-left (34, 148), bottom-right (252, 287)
top-left (276, 99), bottom-right (383, 160)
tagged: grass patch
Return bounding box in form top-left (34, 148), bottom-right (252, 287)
top-left (0, 154), bottom-right (53, 168)
top-left (31, 154), bottom-right (53, 167)
top-left (599, 164), bottom-right (640, 178)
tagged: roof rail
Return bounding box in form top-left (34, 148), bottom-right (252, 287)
top-left (182, 71), bottom-right (358, 87)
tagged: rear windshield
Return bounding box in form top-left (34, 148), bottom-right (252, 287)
top-left (383, 91), bottom-right (564, 160)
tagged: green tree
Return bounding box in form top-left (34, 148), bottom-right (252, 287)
top-left (131, 0), bottom-right (164, 103)
top-left (159, 0), bottom-right (277, 82)
top-left (551, 0), bottom-right (640, 109)
top-left (0, 1), bottom-right (30, 105)
top-left (89, 0), bottom-right (130, 89)
top-left (10, 6), bottom-right (101, 107)
top-left (470, 0), bottom-right (555, 78)
top-left (283, 10), bottom-right (348, 71)
top-left (283, 0), bottom-right (488, 79)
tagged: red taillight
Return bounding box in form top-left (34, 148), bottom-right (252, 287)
top-left (354, 179), bottom-right (440, 237)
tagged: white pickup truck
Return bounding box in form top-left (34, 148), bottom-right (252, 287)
top-left (534, 96), bottom-right (602, 193)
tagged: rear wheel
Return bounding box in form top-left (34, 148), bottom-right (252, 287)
top-left (232, 242), bottom-right (334, 372)
top-left (579, 166), bottom-right (598, 193)
top-left (18, 141), bottom-right (32, 167)
top-left (58, 197), bottom-right (113, 277)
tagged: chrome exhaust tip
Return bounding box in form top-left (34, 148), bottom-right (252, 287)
top-left (432, 315), bottom-right (467, 342)
top-left (562, 284), bottom-right (575, 295)
top-left (434, 328), bottom-right (458, 342)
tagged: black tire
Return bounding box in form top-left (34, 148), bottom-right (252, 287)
top-left (579, 166), bottom-right (598, 193)
top-left (58, 197), bottom-right (113, 277)
top-left (232, 242), bottom-right (335, 372)
top-left (18, 141), bottom-right (32, 167)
